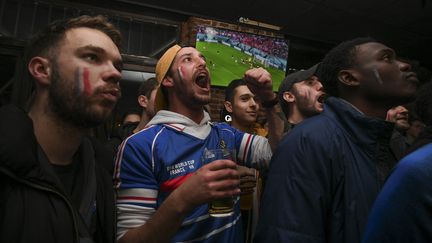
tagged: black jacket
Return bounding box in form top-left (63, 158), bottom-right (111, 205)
top-left (0, 105), bottom-right (115, 243)
top-left (255, 97), bottom-right (396, 243)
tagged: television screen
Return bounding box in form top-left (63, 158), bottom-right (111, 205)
top-left (196, 26), bottom-right (289, 91)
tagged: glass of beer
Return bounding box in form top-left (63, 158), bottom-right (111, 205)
top-left (202, 148), bottom-right (236, 217)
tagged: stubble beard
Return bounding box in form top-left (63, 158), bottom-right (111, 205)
top-left (48, 64), bottom-right (112, 129)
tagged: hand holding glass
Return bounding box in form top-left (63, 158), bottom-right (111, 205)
top-left (202, 148), bottom-right (236, 217)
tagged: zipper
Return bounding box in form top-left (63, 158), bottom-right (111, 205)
top-left (0, 168), bottom-right (80, 242)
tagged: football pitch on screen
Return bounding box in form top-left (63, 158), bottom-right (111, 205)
top-left (196, 41), bottom-right (285, 91)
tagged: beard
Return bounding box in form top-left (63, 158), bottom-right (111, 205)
top-left (174, 69), bottom-right (211, 107)
top-left (48, 64), bottom-right (114, 129)
top-left (295, 95), bottom-right (322, 118)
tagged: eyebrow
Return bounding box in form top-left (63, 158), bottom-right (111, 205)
top-left (239, 93), bottom-right (254, 98)
top-left (76, 45), bottom-right (123, 71)
top-left (178, 52), bottom-right (206, 61)
top-left (376, 48), bottom-right (396, 57)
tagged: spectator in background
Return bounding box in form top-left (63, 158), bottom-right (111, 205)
top-left (222, 79), bottom-right (270, 243)
top-left (386, 105), bottom-right (410, 159)
top-left (121, 108), bottom-right (141, 125)
top-left (0, 15), bottom-right (122, 243)
top-left (114, 44), bottom-right (283, 243)
top-left (255, 37), bottom-right (418, 243)
top-left (405, 115), bottom-right (426, 145)
top-left (106, 77), bottom-right (158, 155)
top-left (277, 63), bottom-right (325, 134)
top-left (133, 77), bottom-right (158, 133)
top-left (403, 81), bottom-right (432, 155)
top-left (362, 81), bottom-right (432, 243)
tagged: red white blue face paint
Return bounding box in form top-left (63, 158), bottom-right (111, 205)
top-left (177, 66), bottom-right (185, 82)
top-left (74, 67), bottom-right (93, 96)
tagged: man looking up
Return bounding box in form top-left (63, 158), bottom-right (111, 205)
top-left (255, 37), bottom-right (418, 243)
top-left (278, 63), bottom-right (325, 132)
top-left (0, 15), bottom-right (123, 243)
top-left (114, 44), bottom-right (283, 243)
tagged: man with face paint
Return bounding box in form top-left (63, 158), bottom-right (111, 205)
top-left (0, 16), bottom-right (122, 243)
top-left (278, 63), bottom-right (325, 133)
top-left (255, 37), bottom-right (418, 243)
top-left (114, 45), bottom-right (284, 243)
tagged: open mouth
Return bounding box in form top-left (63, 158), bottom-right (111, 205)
top-left (195, 72), bottom-right (210, 89)
top-left (317, 93), bottom-right (327, 104)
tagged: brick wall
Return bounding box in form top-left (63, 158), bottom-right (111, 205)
top-left (208, 86), bottom-right (226, 122)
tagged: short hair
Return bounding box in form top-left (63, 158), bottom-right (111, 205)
top-left (318, 37), bottom-right (376, 97)
top-left (415, 81), bottom-right (432, 125)
top-left (22, 15), bottom-right (121, 109)
top-left (225, 79), bottom-right (247, 102)
top-left (138, 77), bottom-right (158, 99)
top-left (24, 15), bottom-right (121, 64)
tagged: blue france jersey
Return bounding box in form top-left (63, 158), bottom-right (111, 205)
top-left (114, 121), bottom-right (270, 242)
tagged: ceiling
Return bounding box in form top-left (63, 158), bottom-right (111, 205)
top-left (119, 0), bottom-right (432, 72)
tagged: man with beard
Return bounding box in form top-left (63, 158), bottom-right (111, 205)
top-left (277, 63), bottom-right (325, 133)
top-left (0, 15), bottom-right (122, 243)
top-left (255, 37), bottom-right (418, 243)
top-left (114, 45), bottom-right (283, 242)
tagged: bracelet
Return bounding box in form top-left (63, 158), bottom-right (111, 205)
top-left (262, 95), bottom-right (279, 108)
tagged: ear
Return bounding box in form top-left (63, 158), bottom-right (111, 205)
top-left (28, 57), bottom-right (51, 86)
top-left (161, 76), bottom-right (174, 88)
top-left (224, 101), bottom-right (233, 113)
top-left (338, 69), bottom-right (360, 87)
top-left (282, 91), bottom-right (295, 103)
top-left (138, 95), bottom-right (148, 108)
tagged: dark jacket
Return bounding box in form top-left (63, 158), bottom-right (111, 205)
top-left (254, 97), bottom-right (396, 243)
top-left (362, 143), bottom-right (432, 243)
top-left (105, 121), bottom-right (138, 174)
top-left (403, 126), bottom-right (432, 157)
top-left (0, 105), bottom-right (115, 243)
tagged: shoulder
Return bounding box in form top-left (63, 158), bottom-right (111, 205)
top-left (125, 124), bottom-right (165, 145)
top-left (391, 144), bottom-right (432, 183)
top-left (282, 114), bottom-right (339, 146)
top-left (212, 122), bottom-right (242, 135)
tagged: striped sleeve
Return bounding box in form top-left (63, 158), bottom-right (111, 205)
top-left (113, 131), bottom-right (159, 240)
top-left (237, 132), bottom-right (271, 170)
top-left (116, 188), bottom-right (158, 240)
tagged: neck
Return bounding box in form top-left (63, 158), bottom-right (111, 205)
top-left (340, 95), bottom-right (388, 119)
top-left (168, 96), bottom-right (205, 124)
top-left (231, 119), bottom-right (254, 133)
top-left (134, 113), bottom-right (151, 133)
top-left (287, 105), bottom-right (305, 125)
top-left (29, 98), bottom-right (85, 166)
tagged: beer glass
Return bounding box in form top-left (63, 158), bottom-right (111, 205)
top-left (202, 148), bottom-right (236, 217)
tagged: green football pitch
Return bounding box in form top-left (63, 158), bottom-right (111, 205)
top-left (196, 41), bottom-right (285, 91)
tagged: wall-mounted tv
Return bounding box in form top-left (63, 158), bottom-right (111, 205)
top-left (195, 26), bottom-right (289, 91)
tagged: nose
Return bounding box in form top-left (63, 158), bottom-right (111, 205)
top-left (316, 81), bottom-right (323, 91)
top-left (197, 56), bottom-right (207, 68)
top-left (398, 60), bottom-right (411, 72)
top-left (103, 62), bottom-right (122, 84)
top-left (250, 97), bottom-right (257, 107)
